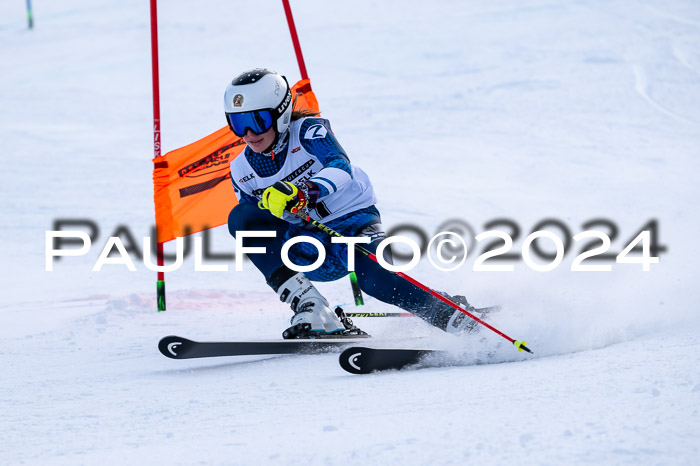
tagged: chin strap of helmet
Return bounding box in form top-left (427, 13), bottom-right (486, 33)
top-left (263, 128), bottom-right (290, 159)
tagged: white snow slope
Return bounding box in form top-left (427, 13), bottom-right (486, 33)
top-left (2, 0), bottom-right (700, 464)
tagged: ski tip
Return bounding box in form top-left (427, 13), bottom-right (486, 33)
top-left (339, 347), bottom-right (374, 374)
top-left (513, 340), bottom-right (533, 354)
top-left (339, 347), bottom-right (433, 374)
top-left (158, 335), bottom-right (194, 359)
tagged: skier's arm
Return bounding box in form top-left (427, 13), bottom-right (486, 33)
top-left (299, 118), bottom-right (353, 200)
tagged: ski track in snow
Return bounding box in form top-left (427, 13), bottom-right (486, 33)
top-left (2, 0), bottom-right (700, 464)
top-left (632, 65), bottom-right (695, 125)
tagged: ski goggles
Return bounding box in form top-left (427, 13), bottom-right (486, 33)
top-left (226, 109), bottom-right (275, 137)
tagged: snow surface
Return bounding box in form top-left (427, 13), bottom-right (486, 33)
top-left (2, 0), bottom-right (700, 464)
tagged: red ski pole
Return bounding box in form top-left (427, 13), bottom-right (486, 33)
top-left (267, 182), bottom-right (533, 354)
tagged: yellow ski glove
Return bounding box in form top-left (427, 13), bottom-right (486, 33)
top-left (259, 181), bottom-right (309, 218)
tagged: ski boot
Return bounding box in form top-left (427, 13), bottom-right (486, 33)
top-left (284, 305), bottom-right (368, 339)
top-left (429, 292), bottom-right (486, 335)
top-left (268, 269), bottom-right (368, 339)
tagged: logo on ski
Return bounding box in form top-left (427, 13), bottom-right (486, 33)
top-left (167, 341), bottom-right (182, 356)
top-left (347, 352), bottom-right (363, 371)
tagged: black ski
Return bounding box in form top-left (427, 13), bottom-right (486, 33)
top-left (339, 346), bottom-right (445, 374)
top-left (158, 335), bottom-right (369, 360)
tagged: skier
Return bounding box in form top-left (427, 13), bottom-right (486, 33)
top-left (225, 69), bottom-right (477, 338)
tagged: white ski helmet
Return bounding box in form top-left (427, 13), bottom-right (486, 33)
top-left (223, 69), bottom-right (293, 137)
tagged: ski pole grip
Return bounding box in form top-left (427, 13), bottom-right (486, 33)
top-left (273, 181), bottom-right (294, 195)
top-left (271, 181), bottom-right (303, 214)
